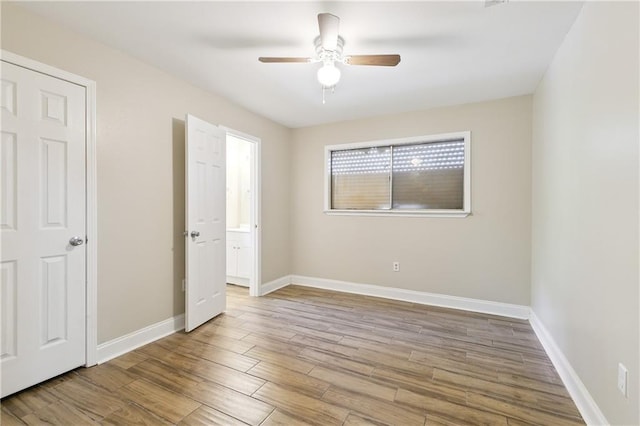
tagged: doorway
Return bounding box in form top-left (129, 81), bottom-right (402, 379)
top-left (224, 129), bottom-right (260, 297)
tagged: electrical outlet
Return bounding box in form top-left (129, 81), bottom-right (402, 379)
top-left (393, 261), bottom-right (400, 272)
top-left (182, 279), bottom-right (185, 292)
top-left (618, 363), bottom-right (628, 397)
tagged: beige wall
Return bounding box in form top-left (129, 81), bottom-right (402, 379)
top-left (291, 96), bottom-right (532, 305)
top-left (1, 3), bottom-right (292, 343)
top-left (531, 2), bottom-right (639, 424)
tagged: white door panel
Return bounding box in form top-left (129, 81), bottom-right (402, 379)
top-left (1, 61), bottom-right (86, 397)
top-left (236, 245), bottom-right (252, 278)
top-left (185, 115), bottom-right (226, 332)
top-left (226, 238), bottom-right (237, 275)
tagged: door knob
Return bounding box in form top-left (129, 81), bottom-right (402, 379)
top-left (69, 236), bottom-right (84, 246)
top-left (190, 231), bottom-right (200, 238)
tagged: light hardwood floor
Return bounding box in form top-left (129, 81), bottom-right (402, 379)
top-left (1, 285), bottom-right (584, 425)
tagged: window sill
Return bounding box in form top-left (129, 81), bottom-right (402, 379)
top-left (324, 209), bottom-right (470, 218)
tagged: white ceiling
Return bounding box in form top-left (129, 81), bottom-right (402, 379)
top-left (18, 1), bottom-right (583, 128)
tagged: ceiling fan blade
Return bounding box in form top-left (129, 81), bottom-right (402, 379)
top-left (345, 54), bottom-right (401, 66)
top-left (258, 57), bottom-right (312, 63)
top-left (318, 13), bottom-right (340, 51)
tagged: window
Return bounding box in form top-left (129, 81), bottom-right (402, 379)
top-left (324, 131), bottom-right (470, 217)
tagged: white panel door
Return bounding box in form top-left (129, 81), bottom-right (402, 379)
top-left (1, 61), bottom-right (86, 397)
top-left (185, 115), bottom-right (226, 332)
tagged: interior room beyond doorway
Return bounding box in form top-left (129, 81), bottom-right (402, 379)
top-left (226, 134), bottom-right (255, 290)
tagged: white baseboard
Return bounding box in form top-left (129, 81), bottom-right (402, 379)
top-left (259, 275), bottom-right (292, 296)
top-left (529, 311), bottom-right (608, 426)
top-left (227, 276), bottom-right (249, 287)
top-left (96, 275), bottom-right (527, 364)
top-left (96, 314), bottom-right (185, 364)
top-left (289, 275), bottom-right (530, 319)
top-left (96, 275), bottom-right (292, 363)
top-left (93, 277), bottom-right (603, 426)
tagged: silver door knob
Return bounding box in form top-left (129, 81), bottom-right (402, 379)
top-left (69, 236), bottom-right (84, 246)
top-left (190, 231), bottom-right (200, 238)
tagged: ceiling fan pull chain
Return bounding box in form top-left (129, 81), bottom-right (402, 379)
top-left (322, 86), bottom-right (326, 104)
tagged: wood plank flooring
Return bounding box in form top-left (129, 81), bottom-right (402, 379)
top-left (1, 285), bottom-right (584, 425)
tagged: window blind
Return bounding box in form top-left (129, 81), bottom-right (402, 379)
top-left (330, 139), bottom-right (465, 211)
top-left (331, 147), bottom-right (391, 209)
top-left (392, 140), bottom-right (464, 210)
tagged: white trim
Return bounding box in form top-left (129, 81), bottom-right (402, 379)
top-left (323, 131), bottom-right (471, 216)
top-left (85, 73), bottom-right (98, 366)
top-left (221, 126), bottom-right (262, 297)
top-left (259, 275), bottom-right (292, 296)
top-left (325, 131), bottom-right (470, 152)
top-left (227, 276), bottom-right (250, 287)
top-left (290, 275), bottom-right (530, 319)
top-left (1, 50), bottom-right (94, 88)
top-left (529, 311), bottom-right (609, 426)
top-left (324, 210), bottom-right (470, 218)
top-left (96, 314), bottom-right (185, 364)
top-left (252, 137), bottom-right (262, 297)
top-left (1, 50), bottom-right (99, 366)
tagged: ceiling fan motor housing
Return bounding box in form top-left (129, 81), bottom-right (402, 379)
top-left (314, 35), bottom-right (345, 64)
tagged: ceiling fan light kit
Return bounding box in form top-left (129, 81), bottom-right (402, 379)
top-left (258, 13), bottom-right (401, 104)
top-left (315, 34), bottom-right (344, 89)
top-left (317, 63), bottom-right (341, 88)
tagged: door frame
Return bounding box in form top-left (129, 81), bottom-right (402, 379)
top-left (221, 127), bottom-right (261, 297)
top-left (1, 50), bottom-right (98, 366)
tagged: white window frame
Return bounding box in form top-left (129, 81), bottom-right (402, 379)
top-left (324, 131), bottom-right (471, 218)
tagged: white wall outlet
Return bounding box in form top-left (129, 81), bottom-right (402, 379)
top-left (393, 261), bottom-right (400, 272)
top-left (617, 363), bottom-right (628, 397)
top-left (182, 279), bottom-right (185, 292)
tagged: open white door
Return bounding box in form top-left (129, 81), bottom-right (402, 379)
top-left (185, 115), bottom-right (226, 332)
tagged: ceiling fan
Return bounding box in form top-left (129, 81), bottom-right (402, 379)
top-left (259, 13), bottom-right (401, 101)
